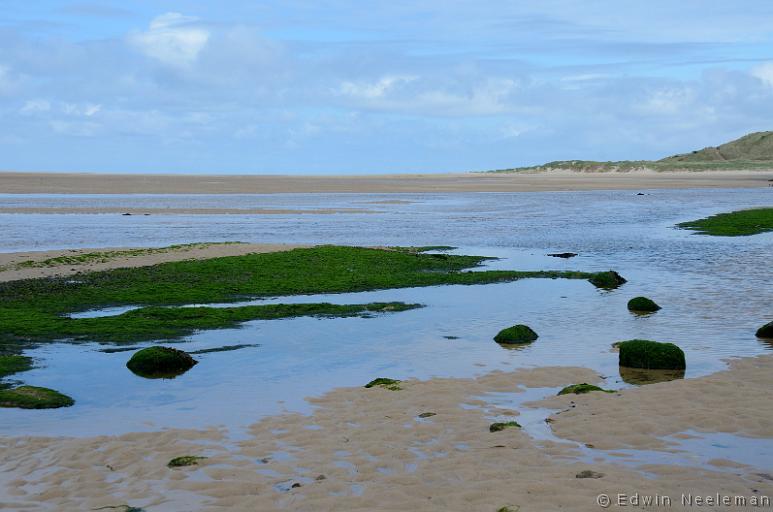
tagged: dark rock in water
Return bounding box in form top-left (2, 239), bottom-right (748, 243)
top-left (756, 321), bottom-right (773, 339)
top-left (122, 212), bottom-right (132, 216)
top-left (291, 483), bottom-right (302, 489)
top-left (494, 325), bottom-right (538, 344)
top-left (637, 192), bottom-right (646, 196)
top-left (627, 296), bottom-right (661, 313)
top-left (618, 339), bottom-right (685, 370)
top-left (443, 335), bottom-right (460, 340)
top-left (490, 421), bottom-right (521, 432)
top-left (126, 346), bottom-right (197, 379)
top-left (547, 252), bottom-right (578, 258)
top-left (418, 412), bottom-right (436, 418)
top-left (576, 470), bottom-right (604, 479)
top-left (0, 386), bottom-right (74, 409)
top-left (589, 270), bottom-right (627, 289)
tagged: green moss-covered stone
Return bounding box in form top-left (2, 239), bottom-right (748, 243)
top-left (0, 355), bottom-right (33, 378)
top-left (557, 383), bottom-right (614, 396)
top-left (618, 339), bottom-right (686, 370)
top-left (0, 386), bottom-right (74, 409)
top-left (627, 296), bottom-right (661, 313)
top-left (364, 377), bottom-right (402, 390)
top-left (126, 346), bottom-right (197, 379)
top-left (756, 321), bottom-right (773, 339)
top-left (588, 271), bottom-right (627, 289)
top-left (167, 455), bottom-right (207, 468)
top-left (489, 421), bottom-right (521, 432)
top-left (494, 325), bottom-right (538, 344)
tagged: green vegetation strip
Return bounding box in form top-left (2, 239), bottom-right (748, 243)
top-left (677, 208), bottom-right (773, 236)
top-left (0, 354), bottom-right (33, 378)
top-left (0, 245), bottom-right (618, 344)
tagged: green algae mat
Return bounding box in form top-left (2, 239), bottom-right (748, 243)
top-left (678, 207), bottom-right (773, 236)
top-left (0, 245), bottom-right (620, 345)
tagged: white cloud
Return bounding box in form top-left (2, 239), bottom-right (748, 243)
top-left (0, 65), bottom-right (21, 96)
top-left (20, 99), bottom-right (51, 114)
top-left (751, 62), bottom-right (773, 88)
top-left (62, 102), bottom-right (102, 116)
top-left (129, 12), bottom-right (210, 67)
top-left (337, 75), bottom-right (417, 99)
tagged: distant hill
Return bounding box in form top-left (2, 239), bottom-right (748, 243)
top-left (660, 131), bottom-right (773, 163)
top-left (491, 131), bottom-right (773, 173)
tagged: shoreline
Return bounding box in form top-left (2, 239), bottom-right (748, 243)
top-left (2, 169), bottom-right (772, 194)
top-left (1, 356), bottom-right (771, 511)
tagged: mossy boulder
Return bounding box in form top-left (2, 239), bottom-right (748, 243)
top-left (589, 271), bottom-right (627, 289)
top-left (618, 339), bottom-right (685, 370)
top-left (756, 321), bottom-right (773, 339)
top-left (126, 346), bottom-right (197, 379)
top-left (364, 377), bottom-right (402, 390)
top-left (494, 325), bottom-right (538, 344)
top-left (167, 455), bottom-right (207, 468)
top-left (557, 383), bottom-right (614, 396)
top-left (489, 421), bottom-right (521, 432)
top-left (0, 386), bottom-right (74, 409)
top-left (627, 296), bottom-right (661, 313)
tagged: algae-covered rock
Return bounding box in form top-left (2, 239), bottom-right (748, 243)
top-left (756, 321), bottom-right (773, 339)
top-left (576, 470), bottom-right (604, 479)
top-left (589, 271), bottom-right (627, 289)
top-left (494, 325), bottom-right (538, 344)
top-left (364, 377), bottom-right (401, 390)
top-left (557, 383), bottom-right (614, 396)
top-left (167, 455), bottom-right (207, 468)
top-left (618, 339), bottom-right (685, 370)
top-left (126, 346), bottom-right (197, 379)
top-left (627, 296), bottom-right (661, 313)
top-left (0, 386), bottom-right (74, 409)
top-left (489, 421), bottom-right (521, 432)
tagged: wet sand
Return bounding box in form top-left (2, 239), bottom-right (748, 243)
top-left (0, 207), bottom-right (373, 215)
top-left (1, 357), bottom-right (771, 511)
top-left (0, 243), bottom-right (307, 282)
top-left (2, 169), bottom-right (772, 194)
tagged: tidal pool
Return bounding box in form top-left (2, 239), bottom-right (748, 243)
top-left (0, 188), bottom-right (771, 437)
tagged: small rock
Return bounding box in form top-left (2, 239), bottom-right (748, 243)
top-left (576, 470), bottom-right (604, 479)
top-left (315, 474), bottom-right (326, 481)
top-left (291, 483), bottom-right (302, 489)
top-left (418, 412), bottom-right (436, 418)
top-left (547, 252), bottom-right (577, 258)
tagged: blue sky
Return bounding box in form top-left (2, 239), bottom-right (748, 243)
top-left (2, 1), bottom-right (773, 174)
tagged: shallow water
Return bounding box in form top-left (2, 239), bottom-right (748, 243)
top-left (0, 188), bottom-right (772, 439)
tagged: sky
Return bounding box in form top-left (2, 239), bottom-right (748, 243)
top-left (2, 1), bottom-right (773, 174)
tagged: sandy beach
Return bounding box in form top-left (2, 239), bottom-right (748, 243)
top-left (0, 243), bottom-right (306, 282)
top-left (1, 356), bottom-right (771, 511)
top-left (2, 169), bottom-right (772, 194)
